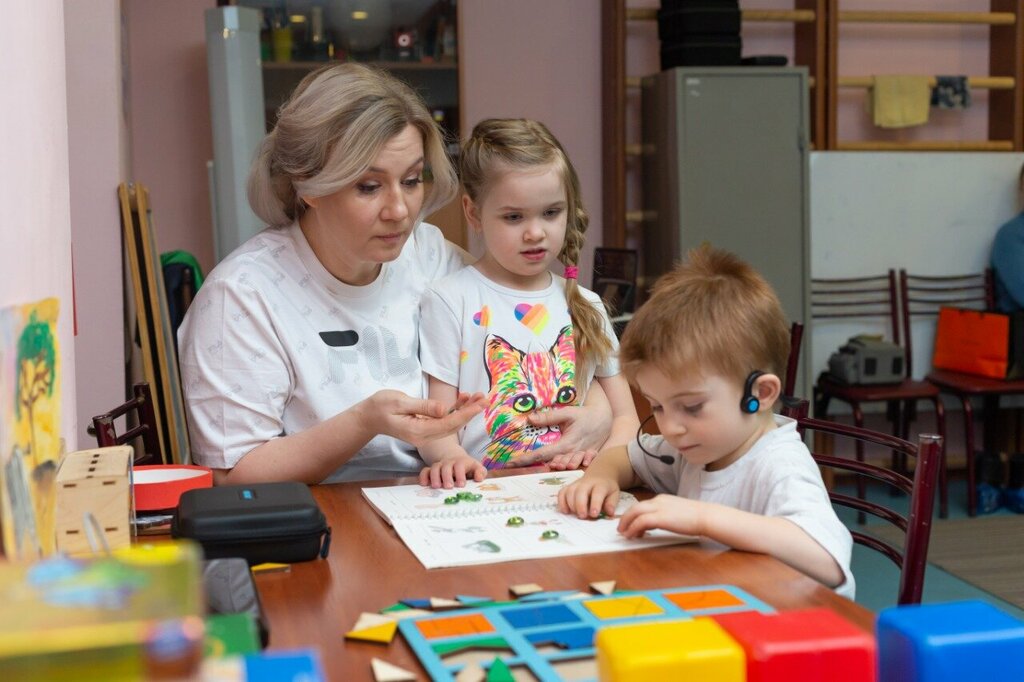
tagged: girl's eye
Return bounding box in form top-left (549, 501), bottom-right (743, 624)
top-left (403, 176), bottom-right (424, 189)
top-left (512, 394), bottom-right (537, 412)
top-left (544, 207), bottom-right (564, 218)
top-left (357, 183), bottom-right (380, 195)
top-left (503, 213), bottom-right (522, 223)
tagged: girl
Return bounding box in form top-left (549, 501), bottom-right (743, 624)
top-left (418, 119), bottom-right (640, 488)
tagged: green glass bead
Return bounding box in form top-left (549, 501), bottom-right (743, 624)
top-left (540, 530), bottom-right (559, 540)
top-left (469, 493), bottom-right (483, 501)
top-left (444, 496), bottom-right (459, 505)
top-left (456, 491), bottom-right (474, 500)
top-left (506, 516), bottom-right (525, 527)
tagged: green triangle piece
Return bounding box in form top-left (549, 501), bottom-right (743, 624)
top-left (380, 602), bottom-right (412, 613)
top-left (486, 657), bottom-right (514, 682)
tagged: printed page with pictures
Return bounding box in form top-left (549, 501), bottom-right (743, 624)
top-left (362, 471), bottom-right (695, 569)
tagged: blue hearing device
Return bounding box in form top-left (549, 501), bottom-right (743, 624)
top-left (741, 371), bottom-right (765, 414)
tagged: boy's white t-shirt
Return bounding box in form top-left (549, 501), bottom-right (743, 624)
top-left (626, 415), bottom-right (856, 599)
top-left (177, 221), bottom-right (466, 482)
top-left (419, 266), bottom-right (619, 467)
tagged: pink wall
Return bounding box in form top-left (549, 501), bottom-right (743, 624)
top-left (460, 1), bottom-right (603, 286)
top-left (65, 0), bottom-right (129, 450)
top-left (1, 0), bottom-right (77, 447)
top-left (125, 0), bottom-right (216, 274)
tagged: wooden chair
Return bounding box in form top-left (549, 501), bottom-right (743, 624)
top-left (812, 270), bottom-right (948, 518)
top-left (784, 321), bottom-right (804, 399)
top-left (90, 382), bottom-right (163, 465)
top-left (592, 247), bottom-right (638, 338)
top-left (901, 269), bottom-right (1024, 516)
top-left (782, 398), bottom-right (943, 605)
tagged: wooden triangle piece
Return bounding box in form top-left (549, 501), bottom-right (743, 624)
top-left (430, 597), bottom-right (464, 610)
top-left (589, 580), bottom-right (616, 595)
top-left (346, 620), bottom-right (398, 644)
top-left (455, 661), bottom-right (486, 682)
top-left (509, 582), bottom-right (543, 597)
top-left (370, 658), bottom-right (416, 682)
top-left (352, 612), bottom-right (396, 631)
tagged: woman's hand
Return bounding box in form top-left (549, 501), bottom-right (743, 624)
top-left (363, 389), bottom-right (487, 447)
top-left (547, 449), bottom-right (599, 471)
top-left (517, 399), bottom-right (613, 465)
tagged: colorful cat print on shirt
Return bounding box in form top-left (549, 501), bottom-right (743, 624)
top-left (482, 324), bottom-right (577, 469)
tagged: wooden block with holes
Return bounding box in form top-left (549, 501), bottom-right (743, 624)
top-left (55, 446), bottom-right (133, 555)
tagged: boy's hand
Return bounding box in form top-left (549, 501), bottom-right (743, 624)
top-left (616, 494), bottom-right (707, 539)
top-left (419, 454), bottom-right (487, 489)
top-left (547, 449), bottom-right (598, 471)
top-left (557, 474), bottom-right (620, 519)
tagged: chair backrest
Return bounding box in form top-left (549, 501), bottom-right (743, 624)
top-left (811, 270), bottom-right (906, 375)
top-left (781, 398), bottom-right (943, 605)
top-left (784, 321), bottom-right (804, 398)
top-left (91, 382), bottom-right (163, 465)
top-left (593, 247), bottom-right (639, 318)
top-left (898, 269), bottom-right (995, 374)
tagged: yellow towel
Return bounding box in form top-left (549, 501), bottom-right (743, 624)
top-left (870, 75), bottom-right (931, 128)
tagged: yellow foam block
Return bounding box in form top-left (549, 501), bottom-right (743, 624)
top-left (595, 618), bottom-right (745, 682)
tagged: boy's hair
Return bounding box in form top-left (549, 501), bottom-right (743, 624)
top-left (247, 62), bottom-right (456, 228)
top-left (619, 246), bottom-right (791, 386)
top-left (460, 118), bottom-right (612, 374)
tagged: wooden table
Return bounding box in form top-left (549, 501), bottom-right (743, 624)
top-left (253, 473), bottom-right (874, 680)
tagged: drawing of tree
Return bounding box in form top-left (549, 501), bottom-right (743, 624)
top-left (16, 311), bottom-right (55, 467)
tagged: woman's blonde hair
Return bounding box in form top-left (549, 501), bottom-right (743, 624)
top-left (460, 118), bottom-right (612, 376)
top-left (619, 246), bottom-right (791, 386)
top-left (247, 62), bottom-right (457, 227)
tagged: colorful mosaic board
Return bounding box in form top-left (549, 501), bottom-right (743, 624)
top-left (397, 585), bottom-right (773, 681)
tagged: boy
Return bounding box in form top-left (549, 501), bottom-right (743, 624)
top-left (557, 246), bottom-right (854, 598)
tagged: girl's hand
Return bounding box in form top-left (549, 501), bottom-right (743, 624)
top-left (366, 390), bottom-right (486, 447)
top-left (616, 494), bottom-right (707, 539)
top-left (547, 449), bottom-right (599, 471)
top-left (419, 454), bottom-right (488, 489)
top-left (557, 474), bottom-right (620, 519)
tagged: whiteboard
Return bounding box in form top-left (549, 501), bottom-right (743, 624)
top-left (809, 152), bottom-right (1024, 382)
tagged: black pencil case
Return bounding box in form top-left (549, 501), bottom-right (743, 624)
top-left (172, 482), bottom-right (332, 564)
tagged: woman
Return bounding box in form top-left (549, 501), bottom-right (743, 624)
top-left (178, 64), bottom-right (609, 485)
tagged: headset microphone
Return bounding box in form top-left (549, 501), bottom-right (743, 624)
top-left (636, 415), bottom-right (676, 465)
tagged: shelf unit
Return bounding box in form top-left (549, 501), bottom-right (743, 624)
top-left (261, 59), bottom-right (459, 131)
top-left (602, 1), bottom-right (1024, 248)
top-left (602, 1), bottom-right (827, 249)
top-left (828, 3), bottom-right (1023, 150)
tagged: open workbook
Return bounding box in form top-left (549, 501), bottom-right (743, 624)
top-left (362, 470), bottom-right (694, 569)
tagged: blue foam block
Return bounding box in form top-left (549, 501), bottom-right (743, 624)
top-left (877, 600), bottom-right (1024, 682)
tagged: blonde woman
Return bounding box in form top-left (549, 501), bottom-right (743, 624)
top-left (179, 65), bottom-right (611, 485)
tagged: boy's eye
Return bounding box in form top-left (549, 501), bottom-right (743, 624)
top-left (649, 404), bottom-right (663, 413)
top-left (683, 403), bottom-right (704, 416)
